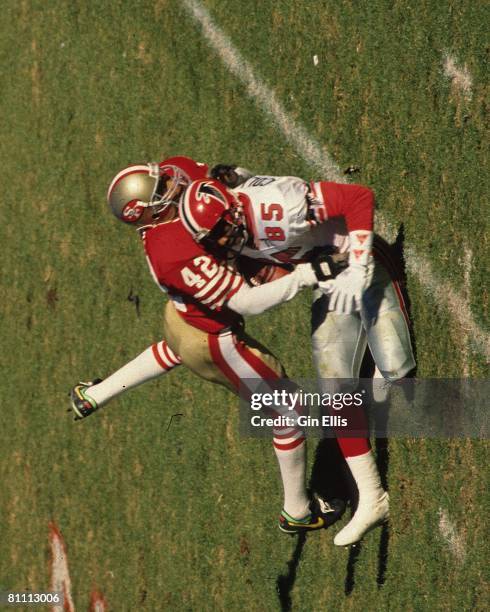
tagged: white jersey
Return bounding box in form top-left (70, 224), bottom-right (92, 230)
top-left (235, 175), bottom-right (349, 263)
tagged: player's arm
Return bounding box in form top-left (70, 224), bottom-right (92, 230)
top-left (308, 182), bottom-right (375, 313)
top-left (226, 263), bottom-right (316, 315)
top-left (171, 252), bottom-right (340, 318)
top-left (226, 252), bottom-right (346, 316)
top-left (307, 181), bottom-right (374, 232)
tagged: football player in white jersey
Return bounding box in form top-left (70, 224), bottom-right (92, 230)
top-left (180, 170), bottom-right (416, 546)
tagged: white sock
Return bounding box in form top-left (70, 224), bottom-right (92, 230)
top-left (274, 438), bottom-right (310, 519)
top-left (87, 342), bottom-right (181, 406)
top-left (346, 450), bottom-right (384, 501)
top-left (334, 450), bottom-right (389, 545)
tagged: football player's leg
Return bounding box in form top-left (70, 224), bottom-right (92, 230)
top-left (163, 302), bottom-right (312, 523)
top-left (332, 263), bottom-right (414, 545)
top-left (311, 289), bottom-right (371, 458)
top-left (211, 330), bottom-right (344, 532)
top-left (70, 340), bottom-right (181, 419)
top-left (311, 290), bottom-right (388, 545)
top-left (162, 301), bottom-right (237, 389)
top-left (311, 289), bottom-right (367, 380)
top-left (361, 261), bottom-right (416, 383)
top-left (206, 331), bottom-right (311, 523)
top-left (208, 329), bottom-right (313, 522)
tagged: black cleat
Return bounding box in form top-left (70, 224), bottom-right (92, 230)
top-left (68, 379), bottom-right (102, 420)
top-left (278, 496), bottom-right (345, 535)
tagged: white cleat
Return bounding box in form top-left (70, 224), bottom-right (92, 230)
top-left (333, 491), bottom-right (389, 547)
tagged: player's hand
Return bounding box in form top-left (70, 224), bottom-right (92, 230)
top-left (210, 164), bottom-right (239, 188)
top-left (317, 278), bottom-right (336, 295)
top-left (327, 229), bottom-right (374, 313)
top-left (328, 261), bottom-right (374, 313)
top-left (311, 250), bottom-right (349, 282)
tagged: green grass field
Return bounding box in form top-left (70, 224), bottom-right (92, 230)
top-left (1, 1), bottom-right (488, 610)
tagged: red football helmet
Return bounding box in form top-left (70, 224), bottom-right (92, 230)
top-left (107, 157), bottom-right (205, 226)
top-left (179, 179), bottom-right (248, 251)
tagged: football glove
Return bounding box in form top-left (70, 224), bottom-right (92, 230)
top-left (311, 250), bottom-right (349, 282)
top-left (328, 230), bottom-right (374, 314)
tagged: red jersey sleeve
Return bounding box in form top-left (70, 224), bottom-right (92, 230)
top-left (308, 181), bottom-right (374, 232)
top-left (165, 255), bottom-right (244, 311)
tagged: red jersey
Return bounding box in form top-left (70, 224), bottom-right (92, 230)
top-left (142, 219), bottom-right (244, 333)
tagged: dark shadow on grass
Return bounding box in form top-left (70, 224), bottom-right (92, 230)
top-left (276, 533), bottom-right (307, 612)
top-left (375, 224), bottom-right (419, 586)
top-left (377, 523), bottom-right (390, 588)
top-left (374, 404), bottom-right (390, 589)
top-left (309, 436), bottom-right (353, 504)
top-left (361, 336), bottom-right (392, 589)
top-left (344, 541), bottom-right (362, 595)
top-left (390, 224), bottom-right (418, 365)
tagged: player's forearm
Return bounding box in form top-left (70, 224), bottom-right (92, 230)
top-left (227, 264), bottom-right (317, 316)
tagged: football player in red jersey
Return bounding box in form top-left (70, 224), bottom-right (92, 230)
top-left (180, 172), bottom-right (416, 547)
top-left (70, 156), bottom-right (346, 534)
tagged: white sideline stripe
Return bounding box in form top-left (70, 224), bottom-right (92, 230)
top-left (438, 507), bottom-right (466, 563)
top-left (461, 247), bottom-right (473, 376)
top-left (182, 0), bottom-right (489, 361)
top-left (183, 0), bottom-right (342, 184)
top-left (49, 523), bottom-right (75, 612)
top-left (443, 54), bottom-right (473, 101)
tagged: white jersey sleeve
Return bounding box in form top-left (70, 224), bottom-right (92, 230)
top-left (227, 263), bottom-right (317, 316)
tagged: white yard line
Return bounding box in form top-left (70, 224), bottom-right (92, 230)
top-left (443, 53), bottom-right (473, 101)
top-left (182, 0), bottom-right (489, 361)
top-left (462, 247), bottom-right (474, 376)
top-left (438, 507), bottom-right (467, 564)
